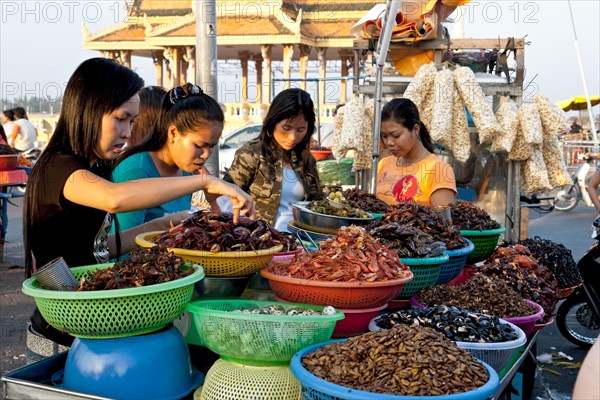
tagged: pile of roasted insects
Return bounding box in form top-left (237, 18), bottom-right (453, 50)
top-left (265, 226), bottom-right (410, 282)
top-left (343, 188), bottom-right (390, 214)
top-left (367, 203), bottom-right (465, 257)
top-left (476, 244), bottom-right (559, 322)
top-left (450, 201), bottom-right (501, 230)
top-left (78, 246), bottom-right (193, 291)
top-left (417, 274), bottom-right (537, 318)
top-left (302, 324), bottom-right (489, 396)
top-left (518, 237), bottom-right (582, 289)
top-left (155, 211), bottom-right (296, 252)
top-left (374, 305), bottom-right (519, 343)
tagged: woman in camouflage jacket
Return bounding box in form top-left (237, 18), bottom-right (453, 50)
top-left (224, 88), bottom-right (322, 229)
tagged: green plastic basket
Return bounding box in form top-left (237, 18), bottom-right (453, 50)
top-left (397, 254), bottom-right (448, 299)
top-left (186, 299), bottom-right (344, 365)
top-left (22, 263), bottom-right (204, 339)
top-left (460, 226), bottom-right (506, 263)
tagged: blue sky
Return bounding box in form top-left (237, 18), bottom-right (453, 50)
top-left (1, 1), bottom-right (598, 111)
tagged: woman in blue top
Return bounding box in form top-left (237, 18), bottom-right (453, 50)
top-left (112, 82), bottom-right (223, 231)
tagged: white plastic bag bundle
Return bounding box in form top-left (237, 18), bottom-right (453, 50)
top-left (532, 94), bottom-right (570, 140)
top-left (508, 121), bottom-right (533, 161)
top-left (542, 136), bottom-right (573, 187)
top-left (403, 63), bottom-right (437, 110)
top-left (521, 147), bottom-right (552, 195)
top-left (522, 149), bottom-right (552, 195)
top-left (429, 69), bottom-right (454, 149)
top-left (518, 103), bottom-right (544, 145)
top-left (450, 86), bottom-right (471, 164)
top-left (491, 100), bottom-right (519, 154)
top-left (333, 97), bottom-right (373, 171)
top-left (453, 67), bottom-right (499, 144)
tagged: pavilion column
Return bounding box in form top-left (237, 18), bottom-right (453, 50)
top-left (282, 44), bottom-right (294, 89)
top-left (183, 46), bottom-right (196, 84)
top-left (120, 50), bottom-right (132, 68)
top-left (339, 50), bottom-right (352, 104)
top-left (172, 47), bottom-right (182, 87)
top-left (317, 47), bottom-right (328, 108)
top-left (254, 54), bottom-right (263, 105)
top-left (298, 44), bottom-right (311, 91)
top-left (239, 51), bottom-right (250, 104)
top-left (260, 44), bottom-right (272, 104)
top-left (152, 50), bottom-right (164, 87)
top-left (164, 48), bottom-right (173, 89)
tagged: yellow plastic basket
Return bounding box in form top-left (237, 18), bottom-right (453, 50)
top-left (136, 232), bottom-right (282, 277)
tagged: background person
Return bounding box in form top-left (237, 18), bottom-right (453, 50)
top-left (376, 98), bottom-right (456, 208)
top-left (9, 106), bottom-right (37, 151)
top-left (127, 86), bottom-right (167, 147)
top-left (112, 82), bottom-right (223, 231)
top-left (224, 88), bottom-right (322, 231)
top-left (2, 109), bottom-right (15, 140)
top-left (24, 58), bottom-right (254, 350)
top-left (587, 161), bottom-right (600, 213)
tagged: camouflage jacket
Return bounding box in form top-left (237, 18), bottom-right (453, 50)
top-left (224, 139), bottom-right (322, 225)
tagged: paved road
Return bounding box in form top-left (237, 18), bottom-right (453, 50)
top-left (0, 197), bottom-right (597, 399)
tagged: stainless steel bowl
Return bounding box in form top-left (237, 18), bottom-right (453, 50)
top-left (290, 201), bottom-right (374, 235)
top-left (193, 275), bottom-right (252, 300)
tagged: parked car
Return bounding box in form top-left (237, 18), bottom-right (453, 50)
top-left (218, 123), bottom-right (262, 175)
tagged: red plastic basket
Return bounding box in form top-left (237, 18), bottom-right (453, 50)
top-left (260, 269), bottom-right (413, 309)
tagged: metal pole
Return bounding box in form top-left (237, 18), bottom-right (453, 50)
top-left (567, 0), bottom-right (598, 145)
top-left (370, 0), bottom-right (403, 194)
top-left (196, 0), bottom-right (220, 176)
top-left (316, 81), bottom-right (321, 145)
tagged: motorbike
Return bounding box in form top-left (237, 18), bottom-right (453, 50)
top-left (556, 217), bottom-right (600, 348)
top-left (554, 154), bottom-right (595, 211)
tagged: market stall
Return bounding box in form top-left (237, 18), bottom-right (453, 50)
top-left (3, 3), bottom-right (581, 400)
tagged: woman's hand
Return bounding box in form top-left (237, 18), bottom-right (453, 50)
top-left (204, 176), bottom-right (255, 223)
top-left (196, 167), bottom-right (222, 215)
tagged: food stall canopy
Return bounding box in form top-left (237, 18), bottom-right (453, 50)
top-left (557, 96), bottom-right (600, 111)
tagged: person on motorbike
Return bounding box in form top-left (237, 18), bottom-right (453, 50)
top-left (586, 162), bottom-right (600, 213)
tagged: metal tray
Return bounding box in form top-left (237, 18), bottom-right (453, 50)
top-left (290, 201), bottom-right (374, 235)
top-left (1, 353), bottom-right (112, 400)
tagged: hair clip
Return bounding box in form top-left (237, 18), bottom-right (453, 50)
top-left (168, 82), bottom-right (203, 104)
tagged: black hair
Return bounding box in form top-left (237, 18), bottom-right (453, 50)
top-left (24, 57), bottom-right (144, 277)
top-left (0, 124), bottom-right (6, 143)
top-left (13, 107), bottom-right (26, 119)
top-left (128, 86), bottom-right (167, 147)
top-left (259, 88), bottom-right (316, 160)
top-left (2, 109), bottom-right (15, 121)
top-left (117, 82), bottom-right (224, 161)
top-left (381, 98), bottom-right (435, 153)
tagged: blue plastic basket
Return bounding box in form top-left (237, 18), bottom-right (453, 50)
top-left (435, 239), bottom-right (475, 285)
top-left (291, 340), bottom-right (500, 400)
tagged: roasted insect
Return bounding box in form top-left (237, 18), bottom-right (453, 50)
top-left (518, 237), bottom-right (582, 289)
top-left (450, 201), bottom-right (501, 230)
top-left (302, 324), bottom-right (489, 396)
top-left (266, 225), bottom-right (410, 282)
top-left (374, 305), bottom-right (519, 343)
top-left (343, 188), bottom-right (390, 213)
top-left (306, 198), bottom-right (369, 218)
top-left (369, 203), bottom-right (466, 249)
top-left (417, 274), bottom-right (536, 318)
top-left (78, 246), bottom-right (192, 291)
top-left (369, 223), bottom-right (446, 258)
top-left (155, 211), bottom-right (295, 252)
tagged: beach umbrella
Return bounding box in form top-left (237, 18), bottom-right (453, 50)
top-left (556, 96), bottom-right (600, 112)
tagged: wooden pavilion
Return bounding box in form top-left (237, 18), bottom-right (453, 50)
top-left (83, 0), bottom-right (380, 129)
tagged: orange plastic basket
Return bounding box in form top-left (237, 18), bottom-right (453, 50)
top-left (260, 269), bottom-right (413, 309)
